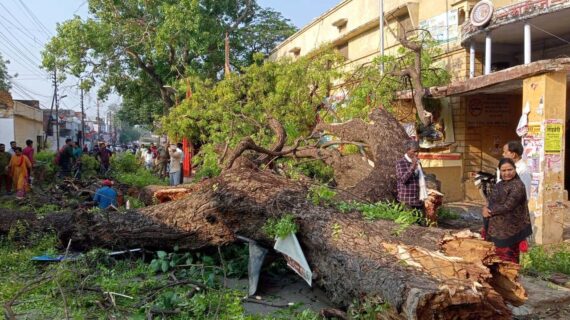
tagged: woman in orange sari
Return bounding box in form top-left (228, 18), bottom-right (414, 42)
top-left (7, 147), bottom-right (32, 198)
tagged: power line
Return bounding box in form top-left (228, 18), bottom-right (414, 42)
top-left (11, 80), bottom-right (53, 98)
top-left (0, 13), bottom-right (45, 50)
top-left (16, 0), bottom-right (53, 39)
top-left (0, 3), bottom-right (48, 43)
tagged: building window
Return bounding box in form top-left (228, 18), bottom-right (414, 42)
top-left (336, 43), bottom-right (349, 60)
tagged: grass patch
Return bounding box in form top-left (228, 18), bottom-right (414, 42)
top-left (521, 243), bottom-right (570, 276)
top-left (437, 206), bottom-right (460, 220)
top-left (338, 201), bottom-right (422, 235)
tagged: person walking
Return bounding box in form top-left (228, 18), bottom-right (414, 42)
top-left (395, 140), bottom-right (428, 214)
top-left (168, 145), bottom-right (182, 186)
top-left (0, 144), bottom-right (12, 194)
top-left (483, 158), bottom-right (532, 263)
top-left (7, 147), bottom-right (32, 198)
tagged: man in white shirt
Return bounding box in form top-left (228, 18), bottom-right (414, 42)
top-left (497, 141), bottom-right (531, 200)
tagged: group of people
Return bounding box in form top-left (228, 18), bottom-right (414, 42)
top-left (0, 140), bottom-right (35, 198)
top-left (396, 140), bottom-right (532, 264)
top-left (55, 139), bottom-right (114, 177)
top-left (137, 143), bottom-right (184, 186)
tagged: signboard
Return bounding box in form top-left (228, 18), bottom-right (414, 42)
top-left (470, 0), bottom-right (494, 27)
top-left (466, 95), bottom-right (512, 128)
top-left (274, 233), bottom-right (312, 286)
top-left (544, 119), bottom-right (563, 154)
top-left (419, 9), bottom-right (458, 44)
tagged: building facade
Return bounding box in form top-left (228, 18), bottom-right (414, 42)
top-left (270, 0), bottom-right (570, 203)
top-left (0, 91), bottom-right (44, 150)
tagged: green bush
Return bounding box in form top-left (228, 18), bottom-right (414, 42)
top-left (295, 160), bottom-right (335, 184)
top-left (115, 168), bottom-right (167, 188)
top-left (192, 144), bottom-right (221, 181)
top-left (79, 154), bottom-right (98, 178)
top-left (34, 150), bottom-right (57, 182)
top-left (110, 152), bottom-right (140, 173)
top-left (521, 244), bottom-right (570, 276)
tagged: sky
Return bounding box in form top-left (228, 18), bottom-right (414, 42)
top-left (0, 0), bottom-right (340, 119)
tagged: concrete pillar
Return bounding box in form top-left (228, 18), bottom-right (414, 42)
top-left (469, 41), bottom-right (476, 78)
top-left (523, 71), bottom-right (567, 244)
top-left (485, 33), bottom-right (492, 75)
top-left (524, 22), bottom-right (531, 64)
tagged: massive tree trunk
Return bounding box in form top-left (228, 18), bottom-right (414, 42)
top-left (1, 165), bottom-right (524, 319)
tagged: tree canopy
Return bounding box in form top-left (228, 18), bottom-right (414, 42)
top-left (0, 53), bottom-right (11, 91)
top-left (41, 0), bottom-right (296, 127)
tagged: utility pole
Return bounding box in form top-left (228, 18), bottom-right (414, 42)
top-left (80, 87), bottom-right (85, 147)
top-left (96, 99), bottom-right (100, 141)
top-left (54, 70), bottom-right (60, 150)
top-left (379, 0), bottom-right (384, 74)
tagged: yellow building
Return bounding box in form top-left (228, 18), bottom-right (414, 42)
top-left (270, 0), bottom-right (570, 199)
top-left (0, 91), bottom-right (44, 150)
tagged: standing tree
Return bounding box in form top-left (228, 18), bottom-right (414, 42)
top-left (41, 0), bottom-right (296, 128)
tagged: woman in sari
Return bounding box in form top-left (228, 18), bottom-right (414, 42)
top-left (7, 147), bottom-right (32, 198)
top-left (482, 158), bottom-right (532, 263)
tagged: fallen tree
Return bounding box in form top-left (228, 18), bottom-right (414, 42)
top-left (2, 164), bottom-right (524, 319)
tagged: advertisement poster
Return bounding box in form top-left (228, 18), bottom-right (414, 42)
top-left (544, 119), bottom-right (563, 154)
top-left (522, 137), bottom-right (543, 174)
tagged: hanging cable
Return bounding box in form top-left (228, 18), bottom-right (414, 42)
top-left (529, 23), bottom-right (570, 45)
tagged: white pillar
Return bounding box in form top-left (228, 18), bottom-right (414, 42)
top-left (524, 22), bottom-right (531, 64)
top-left (470, 41), bottom-right (476, 78)
top-left (379, 0), bottom-right (384, 73)
top-left (485, 33), bottom-right (492, 75)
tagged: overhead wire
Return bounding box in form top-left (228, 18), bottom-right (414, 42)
top-left (16, 0), bottom-right (53, 39)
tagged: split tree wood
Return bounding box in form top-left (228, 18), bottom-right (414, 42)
top-left (2, 165), bottom-right (526, 319)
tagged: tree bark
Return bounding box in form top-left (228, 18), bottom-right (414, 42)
top-left (1, 166), bottom-right (524, 319)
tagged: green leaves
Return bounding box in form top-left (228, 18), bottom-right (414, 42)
top-left (263, 214), bottom-right (298, 239)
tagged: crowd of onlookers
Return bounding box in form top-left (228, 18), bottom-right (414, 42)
top-left (135, 143), bottom-right (185, 186)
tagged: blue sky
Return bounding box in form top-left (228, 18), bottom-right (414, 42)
top-left (0, 0), bottom-right (340, 117)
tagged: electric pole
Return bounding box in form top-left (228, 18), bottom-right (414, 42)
top-left (96, 99), bottom-right (100, 141)
top-left (54, 70), bottom-right (60, 150)
top-left (80, 86), bottom-right (85, 147)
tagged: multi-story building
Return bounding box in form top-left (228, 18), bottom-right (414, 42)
top-left (271, 0), bottom-right (570, 243)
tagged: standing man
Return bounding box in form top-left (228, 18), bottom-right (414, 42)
top-left (8, 141), bottom-right (17, 156)
top-left (96, 142), bottom-right (113, 175)
top-left (0, 144), bottom-right (12, 194)
top-left (176, 142), bottom-right (184, 184)
top-left (22, 140), bottom-right (35, 164)
top-left (58, 139), bottom-right (75, 177)
top-left (168, 144), bottom-right (182, 186)
top-left (395, 140), bottom-right (428, 213)
top-left (498, 141), bottom-right (531, 200)
top-left (157, 144), bottom-right (170, 179)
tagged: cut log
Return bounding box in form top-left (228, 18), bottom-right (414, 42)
top-left (1, 166), bottom-right (525, 319)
